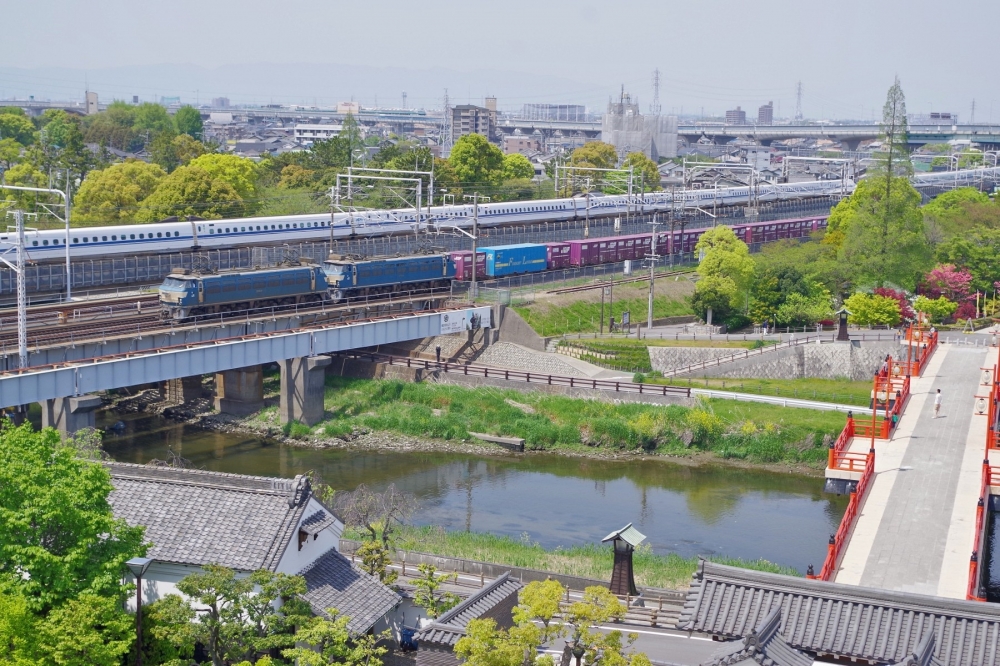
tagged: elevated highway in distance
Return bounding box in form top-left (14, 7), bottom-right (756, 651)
top-left (678, 124), bottom-right (1000, 150)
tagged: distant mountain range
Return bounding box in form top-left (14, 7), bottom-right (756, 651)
top-left (0, 62), bottom-right (607, 112)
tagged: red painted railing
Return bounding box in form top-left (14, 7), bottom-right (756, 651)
top-left (969, 361), bottom-right (1000, 601)
top-left (816, 445), bottom-right (875, 581)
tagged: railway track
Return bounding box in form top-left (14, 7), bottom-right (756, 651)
top-left (0, 288), bottom-right (457, 355)
top-left (0, 294), bottom-right (160, 332)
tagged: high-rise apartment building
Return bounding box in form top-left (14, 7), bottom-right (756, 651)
top-left (757, 101), bottom-right (773, 125)
top-left (451, 104), bottom-right (497, 143)
top-left (726, 106), bottom-right (747, 124)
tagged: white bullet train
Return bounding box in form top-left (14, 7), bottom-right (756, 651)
top-left (9, 168), bottom-right (994, 263)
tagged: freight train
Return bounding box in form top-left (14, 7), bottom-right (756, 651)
top-left (159, 215), bottom-right (827, 319)
top-left (19, 178), bottom-right (851, 262)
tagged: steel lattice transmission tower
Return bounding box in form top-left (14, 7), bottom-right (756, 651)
top-left (441, 88), bottom-right (452, 157)
top-left (795, 81), bottom-right (803, 121)
top-left (650, 69), bottom-right (662, 116)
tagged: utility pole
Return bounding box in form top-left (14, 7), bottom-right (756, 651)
top-left (463, 193), bottom-right (488, 301)
top-left (0, 184), bottom-right (71, 301)
top-left (0, 210), bottom-right (29, 368)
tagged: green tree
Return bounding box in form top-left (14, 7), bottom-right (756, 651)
top-left (0, 422), bottom-right (146, 613)
top-left (570, 141), bottom-right (617, 170)
top-left (774, 292), bottom-right (832, 327)
top-left (0, 591), bottom-right (37, 666)
top-left (834, 79), bottom-right (928, 289)
top-left (690, 274), bottom-right (738, 323)
top-left (354, 540), bottom-right (398, 585)
top-left (514, 579), bottom-right (565, 644)
top-left (412, 563), bottom-right (460, 619)
top-left (695, 226), bottom-right (755, 308)
top-left (34, 593), bottom-right (134, 666)
top-left (450, 133), bottom-right (504, 186)
top-left (188, 153), bottom-right (260, 202)
top-left (133, 102), bottom-right (174, 135)
top-left (844, 292), bottom-right (901, 327)
top-left (502, 153), bottom-right (534, 181)
top-left (913, 295), bottom-right (958, 323)
top-left (455, 618), bottom-right (547, 666)
top-left (278, 164), bottom-right (317, 189)
top-left (82, 101), bottom-right (141, 151)
top-left (826, 174), bottom-right (930, 290)
top-left (174, 105), bottom-right (204, 139)
top-left (0, 112), bottom-right (35, 145)
top-left (175, 564), bottom-right (308, 666)
top-left (622, 151), bottom-right (660, 191)
top-left (73, 160), bottom-right (167, 223)
top-left (136, 165), bottom-right (243, 221)
top-left (141, 594), bottom-right (198, 665)
top-left (923, 187), bottom-right (995, 238)
top-left (0, 138), bottom-right (21, 169)
top-left (283, 611), bottom-right (390, 666)
top-left (936, 227), bottom-right (1000, 292)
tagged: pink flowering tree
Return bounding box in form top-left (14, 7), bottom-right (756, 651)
top-left (922, 264), bottom-right (972, 301)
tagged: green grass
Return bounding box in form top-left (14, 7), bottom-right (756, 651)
top-left (513, 295), bottom-right (693, 337)
top-left (351, 525), bottom-right (799, 590)
top-left (559, 338), bottom-right (776, 373)
top-left (315, 377), bottom-right (845, 466)
top-left (638, 376), bottom-right (872, 407)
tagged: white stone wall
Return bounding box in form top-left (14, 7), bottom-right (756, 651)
top-left (651, 341), bottom-right (909, 381)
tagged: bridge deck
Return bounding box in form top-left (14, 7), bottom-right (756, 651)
top-left (834, 342), bottom-right (996, 598)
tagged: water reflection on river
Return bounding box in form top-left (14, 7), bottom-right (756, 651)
top-left (100, 411), bottom-right (847, 574)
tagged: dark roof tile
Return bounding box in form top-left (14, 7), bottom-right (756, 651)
top-left (298, 549), bottom-right (401, 635)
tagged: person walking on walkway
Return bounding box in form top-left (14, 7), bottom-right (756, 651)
top-left (934, 388), bottom-right (942, 418)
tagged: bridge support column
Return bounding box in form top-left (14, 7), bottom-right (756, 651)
top-left (279, 356), bottom-right (331, 426)
top-left (164, 375), bottom-right (203, 403)
top-left (40, 395), bottom-right (102, 436)
top-left (214, 366), bottom-right (264, 416)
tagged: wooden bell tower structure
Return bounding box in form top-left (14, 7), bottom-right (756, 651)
top-left (602, 523), bottom-right (646, 597)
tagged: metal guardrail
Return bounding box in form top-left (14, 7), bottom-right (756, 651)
top-left (689, 388), bottom-right (866, 414)
top-left (338, 351), bottom-right (692, 397)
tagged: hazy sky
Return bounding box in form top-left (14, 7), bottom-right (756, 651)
top-left (5, 0), bottom-right (999, 120)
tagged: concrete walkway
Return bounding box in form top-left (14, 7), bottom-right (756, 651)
top-left (834, 343), bottom-right (995, 598)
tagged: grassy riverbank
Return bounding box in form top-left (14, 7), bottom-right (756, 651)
top-left (348, 525), bottom-right (798, 590)
top-left (639, 375), bottom-right (872, 407)
top-left (559, 337), bottom-right (775, 373)
top-left (270, 377), bottom-right (846, 466)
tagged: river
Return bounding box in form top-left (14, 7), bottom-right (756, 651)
top-left (98, 410), bottom-right (848, 575)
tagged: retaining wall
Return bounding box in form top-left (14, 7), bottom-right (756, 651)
top-left (653, 341), bottom-right (908, 381)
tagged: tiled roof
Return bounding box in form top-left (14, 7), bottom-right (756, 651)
top-left (300, 510), bottom-right (337, 535)
top-left (678, 561), bottom-right (1000, 666)
top-left (298, 549), bottom-right (401, 636)
top-left (415, 572), bottom-right (522, 647)
top-left (705, 607), bottom-right (812, 666)
top-left (601, 523), bottom-right (646, 548)
top-left (106, 462), bottom-right (312, 571)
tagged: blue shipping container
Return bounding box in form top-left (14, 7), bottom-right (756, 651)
top-left (480, 244), bottom-right (548, 277)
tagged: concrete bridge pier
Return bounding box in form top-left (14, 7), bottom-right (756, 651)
top-left (163, 375), bottom-right (203, 403)
top-left (40, 395), bottom-right (103, 436)
top-left (279, 356), bottom-right (332, 426)
top-left (214, 366), bottom-right (264, 416)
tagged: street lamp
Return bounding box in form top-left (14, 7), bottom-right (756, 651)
top-left (126, 557), bottom-right (154, 666)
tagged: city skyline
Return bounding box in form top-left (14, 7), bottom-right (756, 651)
top-left (5, 0), bottom-right (999, 120)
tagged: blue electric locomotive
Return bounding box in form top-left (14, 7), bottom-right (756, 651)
top-left (159, 264), bottom-right (329, 319)
top-left (322, 254), bottom-right (454, 302)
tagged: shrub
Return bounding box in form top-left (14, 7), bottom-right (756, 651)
top-left (686, 408), bottom-right (724, 446)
